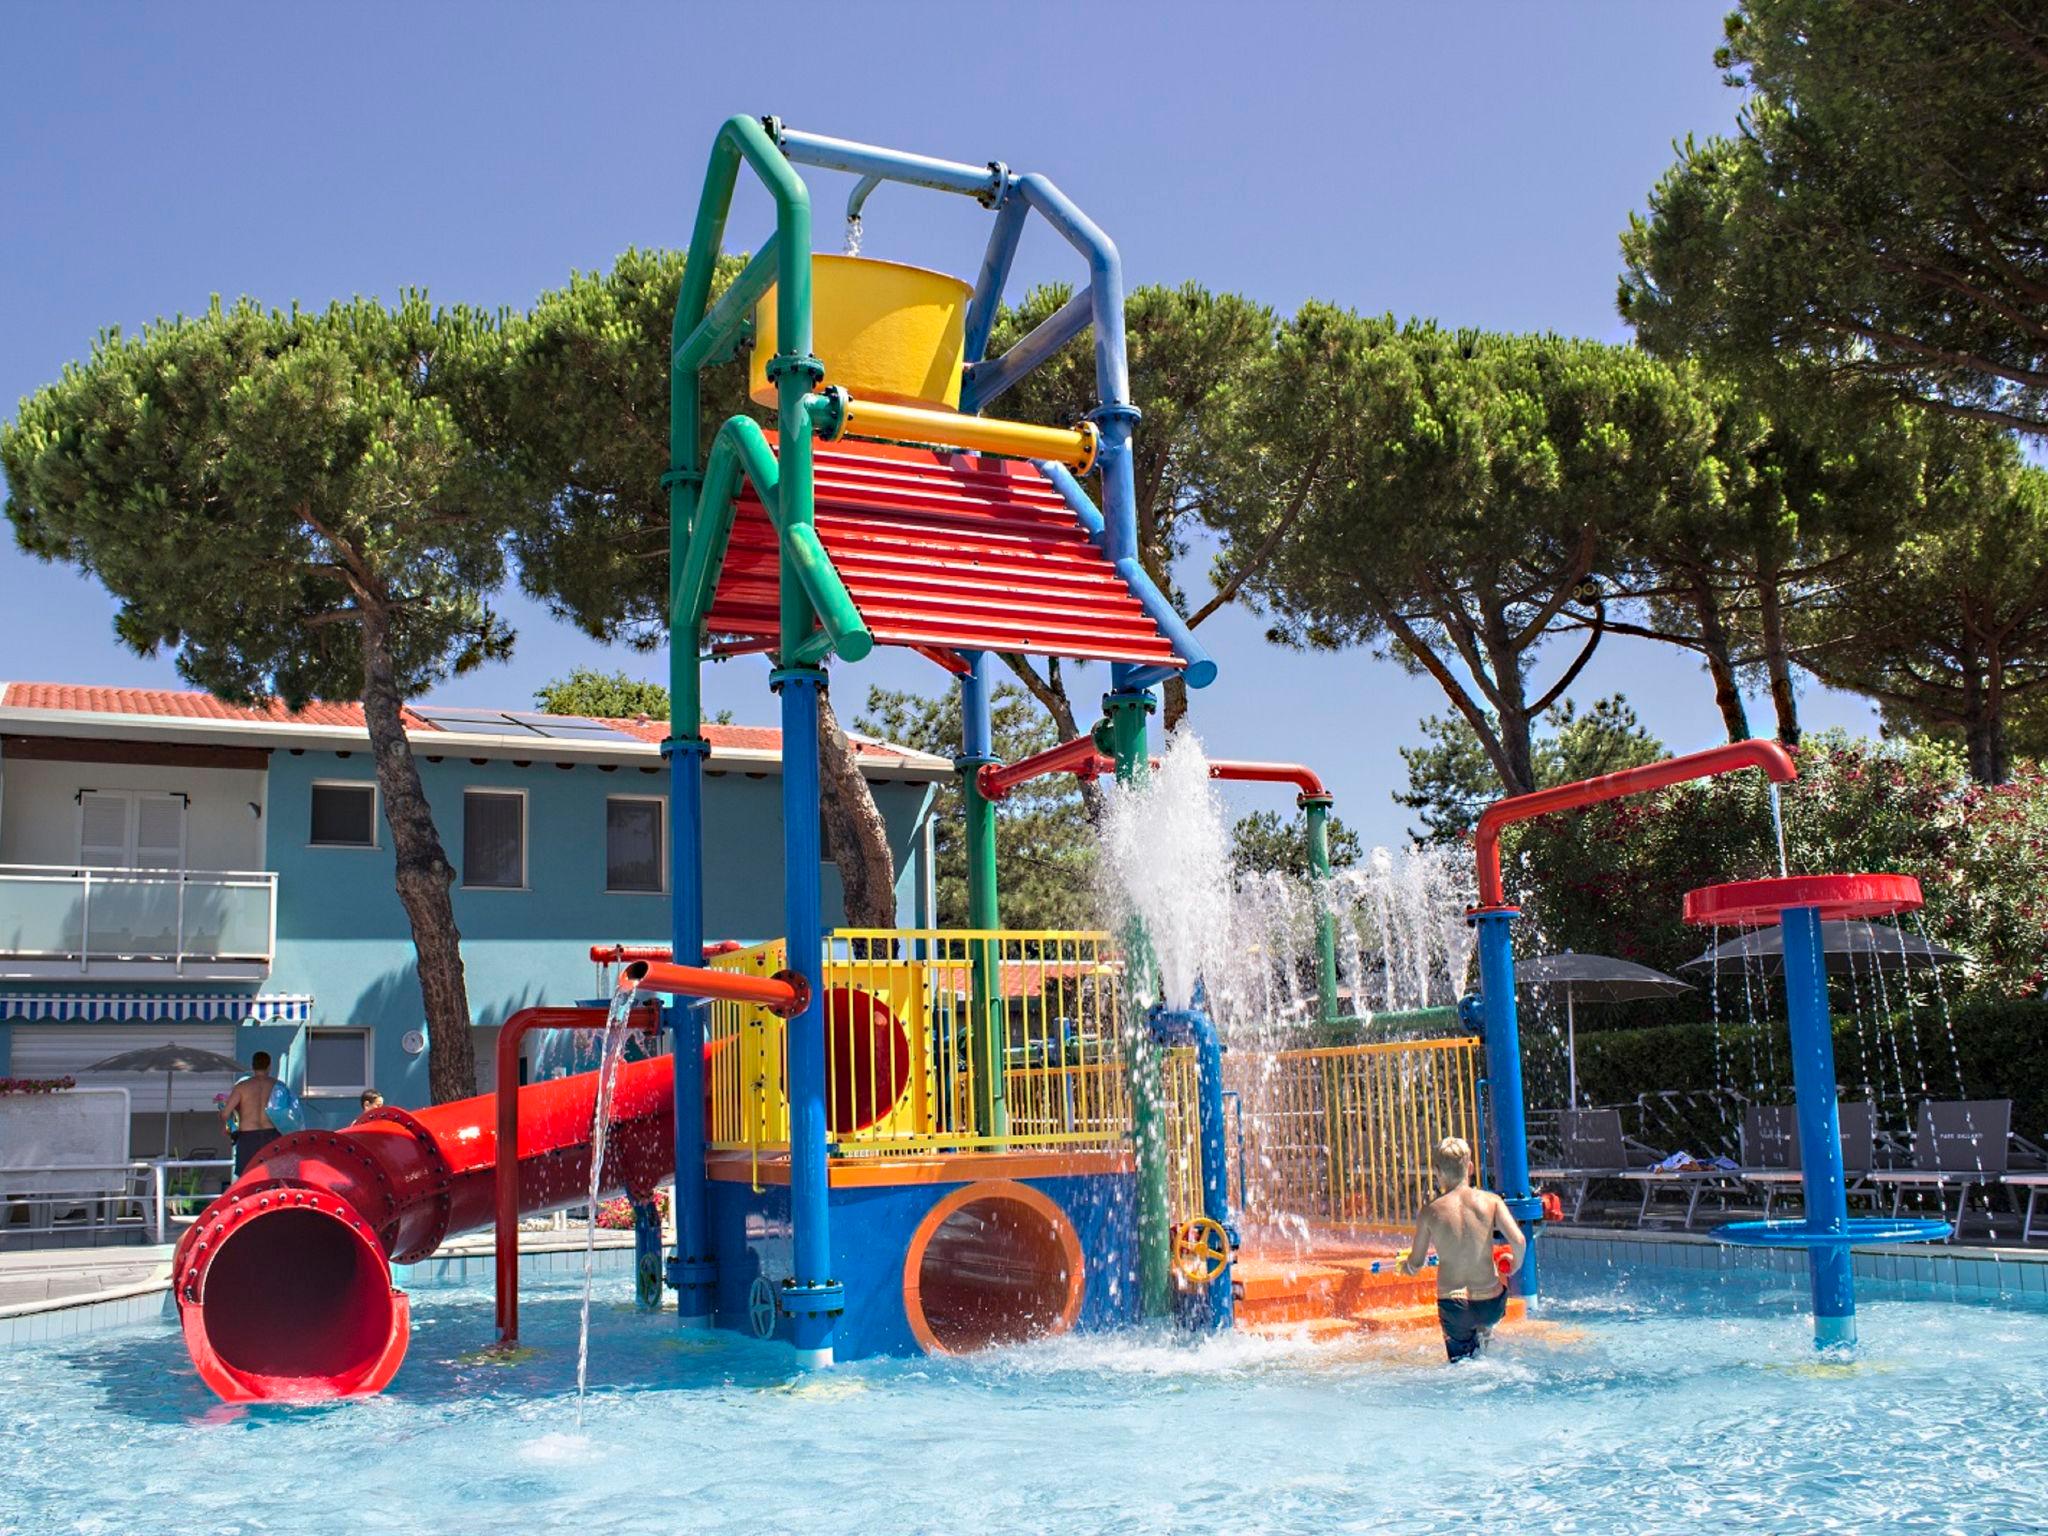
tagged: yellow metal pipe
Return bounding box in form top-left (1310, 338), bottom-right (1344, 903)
top-left (833, 394), bottom-right (1099, 473)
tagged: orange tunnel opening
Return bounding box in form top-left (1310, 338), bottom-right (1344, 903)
top-left (903, 1182), bottom-right (1085, 1355)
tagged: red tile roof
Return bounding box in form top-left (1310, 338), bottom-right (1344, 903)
top-left (0, 683), bottom-right (932, 762)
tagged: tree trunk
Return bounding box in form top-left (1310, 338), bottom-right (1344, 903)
top-left (1756, 559), bottom-right (1801, 746)
top-left (359, 605), bottom-right (475, 1103)
top-left (1001, 654), bottom-right (1105, 824)
top-left (1691, 574), bottom-right (1752, 741)
top-left (1964, 712), bottom-right (2008, 784)
top-left (817, 690), bottom-right (898, 927)
top-left (1162, 673), bottom-right (1188, 733)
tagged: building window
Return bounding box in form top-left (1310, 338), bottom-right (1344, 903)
top-left (304, 1028), bottom-right (372, 1096)
top-left (309, 782), bottom-right (378, 847)
top-left (606, 797), bottom-right (664, 893)
top-left (78, 789), bottom-right (186, 870)
top-left (463, 790), bottom-right (525, 888)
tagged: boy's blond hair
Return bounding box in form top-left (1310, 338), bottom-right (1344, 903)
top-left (1432, 1136), bottom-right (1474, 1184)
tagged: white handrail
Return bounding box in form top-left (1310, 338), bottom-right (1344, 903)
top-left (0, 865), bottom-right (278, 965)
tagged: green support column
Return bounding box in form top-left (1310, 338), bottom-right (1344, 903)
top-left (1304, 794), bottom-right (1340, 1027)
top-left (1103, 688), bottom-right (1170, 1319)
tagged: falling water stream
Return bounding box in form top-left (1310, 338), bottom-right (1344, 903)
top-left (575, 982), bottom-right (641, 1421)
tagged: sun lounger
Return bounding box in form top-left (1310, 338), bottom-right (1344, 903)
top-left (1739, 1103), bottom-right (1878, 1218)
top-left (2008, 1172), bottom-right (2048, 1243)
top-left (1868, 1099), bottom-right (2012, 1240)
top-left (1531, 1108), bottom-right (1654, 1221)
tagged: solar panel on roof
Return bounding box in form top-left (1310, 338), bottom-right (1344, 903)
top-left (406, 706), bottom-right (641, 744)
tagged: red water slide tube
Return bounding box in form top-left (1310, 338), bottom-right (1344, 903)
top-left (174, 1005), bottom-right (682, 1404)
top-left (1471, 738), bottom-right (1798, 910)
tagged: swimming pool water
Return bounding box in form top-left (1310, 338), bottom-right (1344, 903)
top-left (5, 1259), bottom-right (2045, 1535)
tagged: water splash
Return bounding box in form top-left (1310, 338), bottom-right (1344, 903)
top-left (576, 981), bottom-right (639, 1421)
top-left (843, 215), bottom-right (862, 257)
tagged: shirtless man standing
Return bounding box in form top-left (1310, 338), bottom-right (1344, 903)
top-left (1399, 1136), bottom-right (1528, 1362)
top-left (220, 1050), bottom-right (281, 1177)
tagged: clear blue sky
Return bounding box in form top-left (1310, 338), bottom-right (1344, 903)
top-left (0, 1), bottom-right (1879, 847)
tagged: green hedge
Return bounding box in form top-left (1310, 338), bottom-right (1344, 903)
top-left (1567, 996), bottom-right (2048, 1144)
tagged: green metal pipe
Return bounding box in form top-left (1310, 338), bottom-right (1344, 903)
top-left (672, 243), bottom-right (779, 375)
top-left (671, 114), bottom-right (813, 481)
top-left (1103, 689), bottom-right (1170, 1319)
top-left (1304, 796), bottom-right (1339, 1025)
top-left (782, 522), bottom-right (872, 662)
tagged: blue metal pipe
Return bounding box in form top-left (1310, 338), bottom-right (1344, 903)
top-left (959, 650), bottom-right (994, 759)
top-left (663, 737), bottom-right (716, 1324)
top-left (1782, 904), bottom-right (1857, 1350)
top-left (963, 198), bottom-right (1030, 365)
top-left (780, 128), bottom-right (1006, 202)
top-left (961, 286), bottom-right (1093, 415)
top-left (845, 173), bottom-right (883, 225)
top-left (1150, 1005), bottom-right (1234, 1331)
top-left (1012, 174), bottom-right (1131, 406)
top-left (773, 665), bottom-right (840, 1365)
top-left (1035, 462), bottom-right (1218, 690)
top-left (1471, 908), bottom-right (1543, 1299)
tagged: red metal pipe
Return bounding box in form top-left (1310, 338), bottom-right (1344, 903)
top-left (979, 732), bottom-right (1334, 807)
top-left (173, 1005), bottom-right (681, 1404)
top-left (588, 941), bottom-right (747, 964)
top-left (1472, 738), bottom-right (1798, 909)
top-left (977, 733), bottom-right (1109, 802)
top-left (1205, 758), bottom-right (1331, 801)
top-left (494, 1004), bottom-right (662, 1346)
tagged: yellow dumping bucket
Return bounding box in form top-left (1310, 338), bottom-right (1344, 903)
top-left (751, 254), bottom-right (972, 410)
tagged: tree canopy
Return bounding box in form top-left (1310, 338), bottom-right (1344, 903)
top-left (1226, 314), bottom-right (1720, 796)
top-left (1619, 1), bottom-right (2048, 438)
top-left (1397, 695), bottom-right (1666, 844)
top-left (1231, 808), bottom-right (1364, 878)
top-left (3, 293), bottom-right (530, 1100)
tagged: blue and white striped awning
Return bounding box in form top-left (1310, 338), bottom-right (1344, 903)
top-left (0, 993), bottom-right (314, 1023)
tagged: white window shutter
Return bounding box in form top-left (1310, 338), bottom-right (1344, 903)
top-left (79, 792), bottom-right (130, 868)
top-left (134, 794), bottom-right (186, 870)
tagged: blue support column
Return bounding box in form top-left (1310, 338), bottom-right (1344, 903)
top-left (633, 1198), bottom-right (664, 1311)
top-left (1151, 1006), bottom-right (1234, 1331)
top-left (1470, 907), bottom-right (1543, 1299)
top-left (772, 666), bottom-right (842, 1365)
top-left (1781, 904), bottom-right (1857, 1350)
top-left (662, 737), bottom-right (717, 1324)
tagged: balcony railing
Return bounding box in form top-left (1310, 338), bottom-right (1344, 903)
top-left (0, 864), bottom-right (277, 976)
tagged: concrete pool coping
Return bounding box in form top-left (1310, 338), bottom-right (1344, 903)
top-left (0, 1227), bottom-right (642, 1347)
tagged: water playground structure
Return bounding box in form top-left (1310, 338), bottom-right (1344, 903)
top-left (168, 118), bottom-right (1950, 1403)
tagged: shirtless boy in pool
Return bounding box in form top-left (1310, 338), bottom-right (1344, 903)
top-left (1399, 1136), bottom-right (1527, 1362)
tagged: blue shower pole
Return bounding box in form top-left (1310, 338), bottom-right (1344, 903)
top-left (1781, 904), bottom-right (1856, 1350)
top-left (1471, 906), bottom-right (1543, 1299)
top-left (774, 665), bottom-right (841, 1366)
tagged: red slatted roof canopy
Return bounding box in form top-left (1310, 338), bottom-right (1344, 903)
top-left (704, 439), bottom-right (1185, 670)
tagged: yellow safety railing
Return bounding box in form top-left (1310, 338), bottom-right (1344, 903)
top-left (702, 926), bottom-right (1473, 1239)
top-left (1229, 1036), bottom-right (1482, 1233)
top-left (705, 928), bottom-right (1131, 1160)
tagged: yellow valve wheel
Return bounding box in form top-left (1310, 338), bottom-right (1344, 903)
top-left (1173, 1217), bottom-right (1233, 1285)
